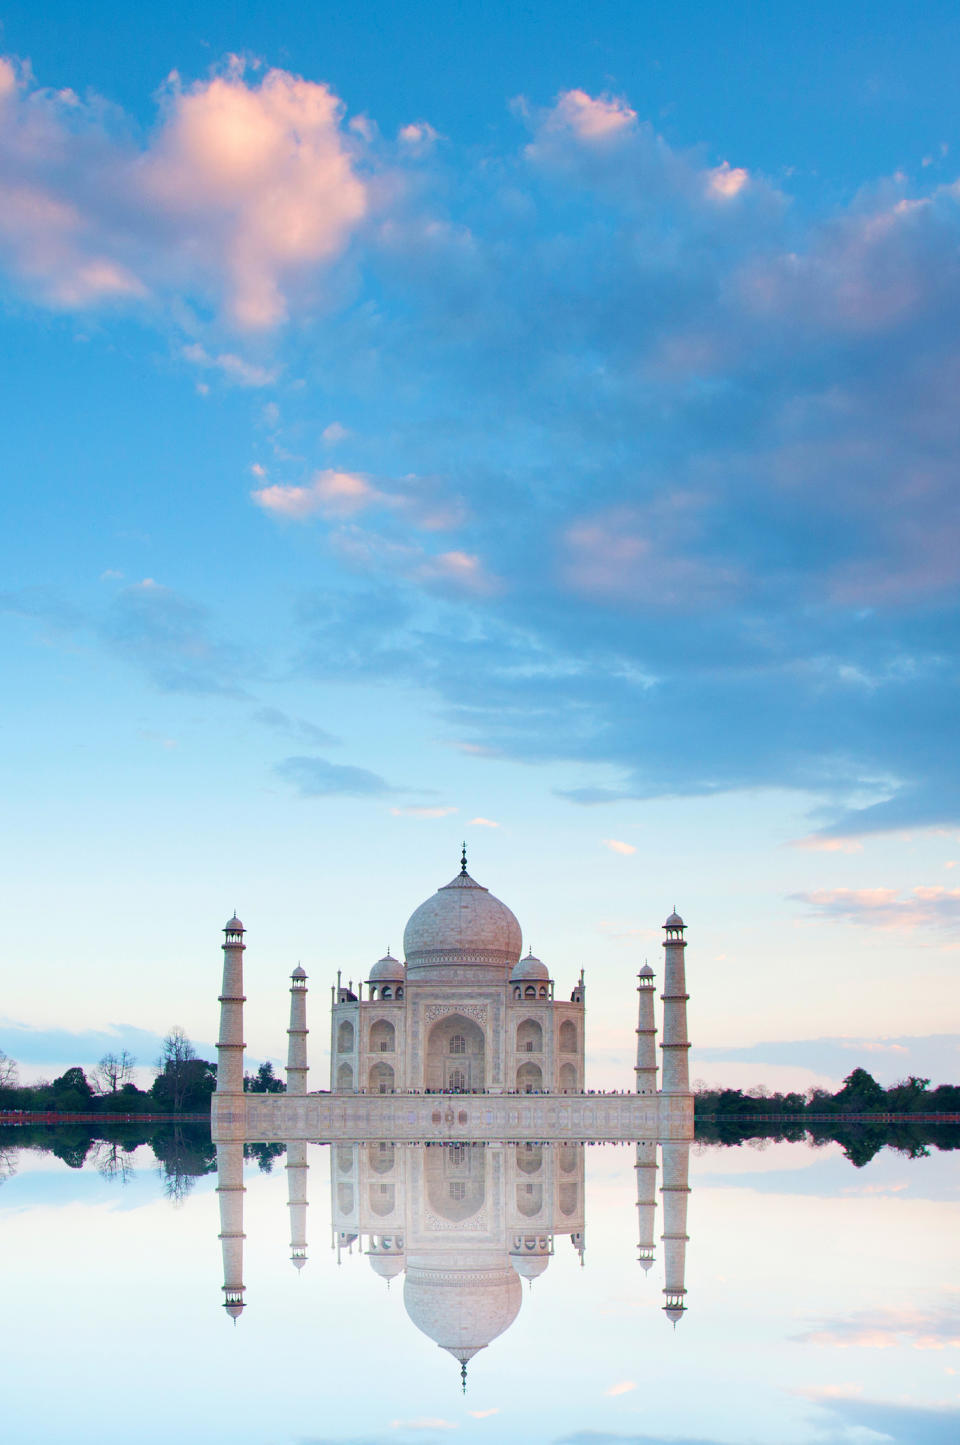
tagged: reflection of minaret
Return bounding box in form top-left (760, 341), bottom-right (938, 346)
top-left (635, 962), bottom-right (657, 1094)
top-left (635, 1140), bottom-right (658, 1272)
top-left (286, 1140), bottom-right (309, 1271)
top-left (660, 912), bottom-right (690, 1095)
top-left (217, 1141), bottom-right (246, 1319)
top-left (286, 966), bottom-right (309, 1095)
top-left (217, 916), bottom-right (246, 1096)
top-left (660, 1139), bottom-right (691, 1324)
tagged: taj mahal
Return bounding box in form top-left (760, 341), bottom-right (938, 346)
top-left (210, 847), bottom-right (695, 1378)
top-left (211, 845), bottom-right (693, 1135)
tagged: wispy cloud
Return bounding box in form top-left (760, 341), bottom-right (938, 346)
top-left (604, 1381), bottom-right (637, 1396)
top-left (275, 755), bottom-right (399, 798)
top-left (602, 839), bottom-right (636, 856)
top-left (791, 886), bottom-right (960, 932)
top-left (102, 579), bottom-right (247, 696)
top-left (469, 817), bottom-right (500, 828)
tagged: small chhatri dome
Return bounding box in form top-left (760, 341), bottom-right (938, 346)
top-left (225, 914), bottom-right (244, 931)
top-left (369, 949), bottom-right (406, 983)
top-left (510, 950), bottom-right (549, 982)
top-left (664, 910), bottom-right (684, 929)
top-left (369, 1253), bottom-right (405, 1281)
top-left (291, 965), bottom-right (307, 980)
top-left (638, 963), bottom-right (654, 978)
top-left (403, 852), bottom-right (522, 976)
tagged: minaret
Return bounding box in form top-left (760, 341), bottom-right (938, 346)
top-left (635, 1139), bottom-right (658, 1272)
top-left (660, 911), bottom-right (690, 1095)
top-left (286, 965), bottom-right (309, 1095)
top-left (660, 1138), bottom-right (691, 1324)
top-left (217, 1140), bottom-right (246, 1319)
top-left (634, 963), bottom-right (658, 1094)
top-left (286, 1139), bottom-right (309, 1271)
top-left (217, 915), bottom-right (246, 1096)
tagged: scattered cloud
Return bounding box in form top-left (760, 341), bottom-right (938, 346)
top-left (469, 817), bottom-right (500, 828)
top-left (181, 342), bottom-right (278, 387)
top-left (796, 1307), bottom-right (960, 1351)
top-left (275, 754), bottom-right (399, 798)
top-left (602, 839), bottom-right (636, 856)
top-left (604, 1381), bottom-right (637, 1397)
top-left (790, 836), bottom-right (864, 854)
top-left (253, 469), bottom-right (382, 520)
top-left (467, 1410), bottom-right (499, 1420)
top-left (322, 421), bottom-right (349, 444)
top-left (101, 579), bottom-right (247, 696)
top-left (252, 705), bottom-right (338, 747)
top-left (791, 886), bottom-right (960, 932)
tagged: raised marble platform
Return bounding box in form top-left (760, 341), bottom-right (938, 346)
top-left (211, 1090), bottom-right (694, 1142)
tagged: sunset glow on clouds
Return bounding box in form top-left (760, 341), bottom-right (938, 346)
top-left (3, 3), bottom-right (960, 1058)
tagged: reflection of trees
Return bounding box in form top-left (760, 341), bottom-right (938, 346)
top-left (93, 1139), bottom-right (137, 1185)
top-left (0, 1146), bottom-right (17, 1186)
top-left (152, 1124), bottom-right (217, 1204)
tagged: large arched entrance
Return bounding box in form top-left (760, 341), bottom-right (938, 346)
top-left (425, 1014), bottom-right (485, 1092)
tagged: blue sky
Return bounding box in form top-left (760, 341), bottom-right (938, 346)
top-left (1, 2), bottom-right (959, 1083)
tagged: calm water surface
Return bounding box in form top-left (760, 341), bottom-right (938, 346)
top-left (1, 1131), bottom-right (957, 1444)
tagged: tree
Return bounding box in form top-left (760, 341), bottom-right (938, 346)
top-left (95, 1050), bottom-right (136, 1096)
top-left (0, 1049), bottom-right (18, 1089)
top-left (244, 1061), bottom-right (286, 1093)
top-left (154, 1028), bottom-right (197, 1112)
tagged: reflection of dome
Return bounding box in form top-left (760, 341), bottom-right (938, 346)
top-left (369, 950), bottom-right (405, 982)
top-left (369, 1253), bottom-right (405, 1280)
top-left (511, 1253), bottom-right (549, 1279)
top-left (511, 950), bottom-right (549, 982)
top-left (403, 1264), bottom-right (522, 1364)
top-left (403, 870), bottom-right (522, 974)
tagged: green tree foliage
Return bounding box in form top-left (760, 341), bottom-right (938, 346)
top-left (244, 1061), bottom-right (286, 1093)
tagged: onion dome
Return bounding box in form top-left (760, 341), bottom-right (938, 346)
top-left (403, 859), bottom-right (522, 978)
top-left (639, 963), bottom-right (654, 978)
top-left (510, 950), bottom-right (549, 983)
top-left (369, 949), bottom-right (406, 983)
top-left (403, 1264), bottom-right (522, 1369)
top-left (664, 911), bottom-right (684, 929)
top-left (291, 965), bottom-right (307, 980)
top-left (225, 914), bottom-right (244, 931)
top-left (369, 1253), bottom-right (405, 1281)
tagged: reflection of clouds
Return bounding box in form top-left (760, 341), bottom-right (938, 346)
top-left (796, 1306), bottom-right (960, 1350)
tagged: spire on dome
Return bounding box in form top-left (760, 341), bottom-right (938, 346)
top-left (460, 841), bottom-right (468, 875)
top-left (460, 1359), bottom-right (468, 1393)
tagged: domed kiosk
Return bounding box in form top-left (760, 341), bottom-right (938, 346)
top-left (330, 847), bottom-right (585, 1095)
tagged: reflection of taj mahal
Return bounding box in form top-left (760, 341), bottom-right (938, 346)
top-left (330, 847), bottom-right (586, 1096)
top-left (214, 1135), bottom-right (692, 1386)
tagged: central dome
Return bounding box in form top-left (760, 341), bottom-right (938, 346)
top-left (403, 868), bottom-right (522, 977)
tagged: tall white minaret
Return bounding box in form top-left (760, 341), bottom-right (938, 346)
top-left (286, 965), bottom-right (309, 1095)
top-left (286, 1139), bottom-right (309, 1271)
top-left (635, 1139), bottom-right (658, 1272)
top-left (660, 1139), bottom-right (691, 1324)
top-left (660, 911), bottom-right (690, 1096)
top-left (634, 963), bottom-right (658, 1094)
top-left (217, 916), bottom-right (246, 1096)
top-left (217, 1140), bottom-right (246, 1319)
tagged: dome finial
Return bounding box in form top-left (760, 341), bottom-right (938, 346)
top-left (460, 1359), bottom-right (468, 1393)
top-left (460, 841), bottom-right (468, 875)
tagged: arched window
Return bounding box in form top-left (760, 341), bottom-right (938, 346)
top-left (517, 1018), bottom-right (542, 1053)
top-left (337, 1019), bottom-right (355, 1054)
top-left (396, 986), bottom-right (404, 998)
top-left (559, 1061), bottom-right (577, 1093)
top-left (513, 987), bottom-right (522, 1000)
top-left (381, 986), bottom-right (392, 999)
top-left (538, 985), bottom-right (549, 998)
top-left (370, 1019), bottom-right (395, 1054)
top-left (524, 984), bottom-right (536, 998)
top-left (450, 1034), bottom-right (466, 1055)
top-left (336, 1061), bottom-right (354, 1092)
top-left (559, 1020), bottom-right (577, 1053)
top-left (450, 1068), bottom-right (466, 1091)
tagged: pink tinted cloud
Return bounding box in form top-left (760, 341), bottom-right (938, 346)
top-left (543, 89), bottom-right (637, 142)
top-left (792, 885), bottom-right (960, 931)
top-left (252, 469), bottom-right (381, 520)
top-left (0, 54), bottom-right (367, 328)
top-left (562, 502), bottom-right (740, 610)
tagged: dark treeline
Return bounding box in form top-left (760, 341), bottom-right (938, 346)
top-left (0, 1036), bottom-right (285, 1116)
top-left (695, 1068), bottom-right (960, 1167)
top-left (0, 1119), bottom-right (286, 1200)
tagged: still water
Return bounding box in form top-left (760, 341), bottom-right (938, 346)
top-left (1, 1131), bottom-right (957, 1444)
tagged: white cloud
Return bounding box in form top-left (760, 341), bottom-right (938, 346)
top-left (792, 885), bottom-right (960, 931)
top-left (602, 839), bottom-right (636, 856)
top-left (604, 1380), bottom-right (637, 1396)
top-left (182, 342), bottom-right (278, 387)
top-left (469, 817), bottom-right (500, 828)
top-left (252, 468), bottom-right (380, 520)
top-left (541, 89), bottom-right (636, 142)
top-left (322, 421), bottom-right (349, 444)
top-left (708, 162), bottom-right (749, 199)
